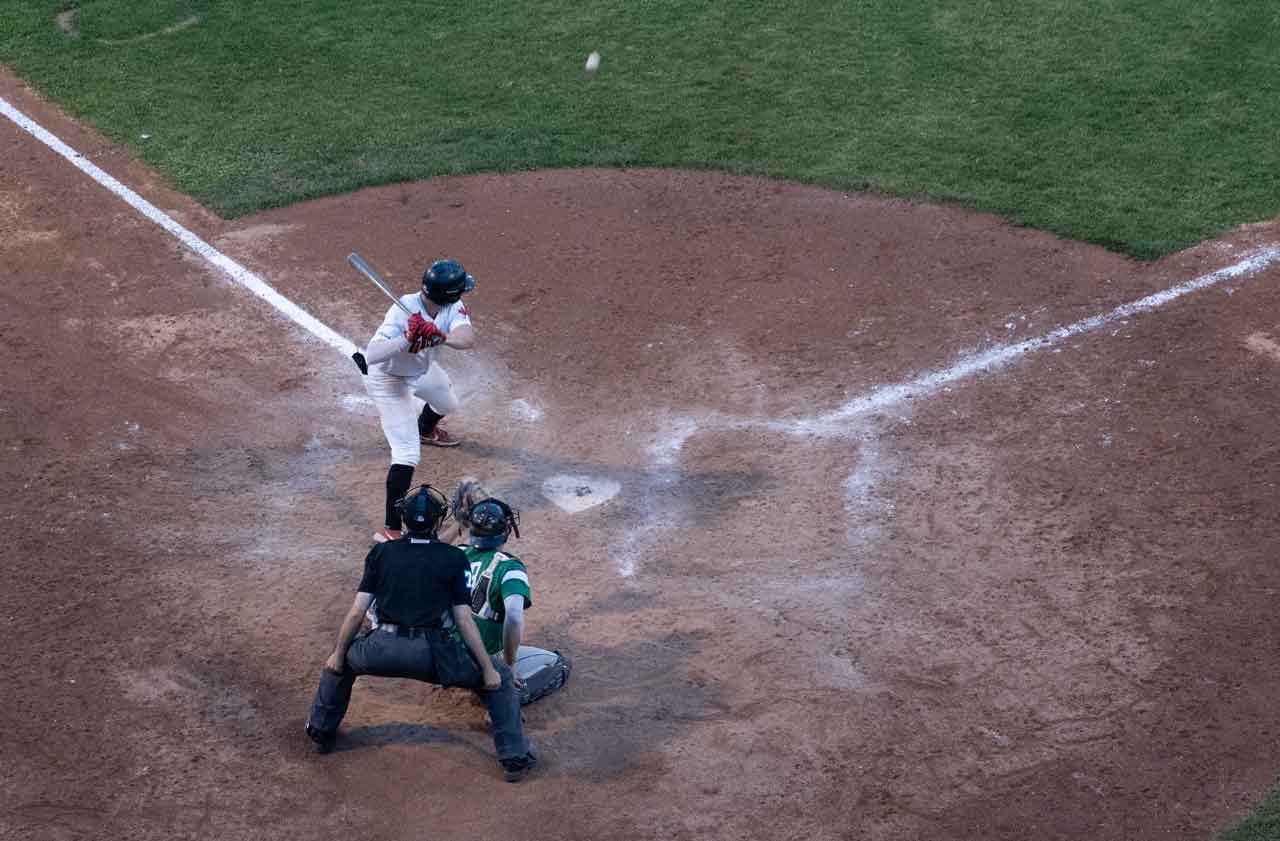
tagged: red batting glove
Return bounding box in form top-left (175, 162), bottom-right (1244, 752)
top-left (406, 313), bottom-right (439, 353)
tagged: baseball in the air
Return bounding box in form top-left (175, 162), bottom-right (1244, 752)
top-left (585, 51), bottom-right (601, 76)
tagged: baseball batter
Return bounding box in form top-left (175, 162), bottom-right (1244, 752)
top-left (362, 259), bottom-right (477, 543)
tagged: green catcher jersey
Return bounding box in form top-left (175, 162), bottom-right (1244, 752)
top-left (464, 547), bottom-right (532, 655)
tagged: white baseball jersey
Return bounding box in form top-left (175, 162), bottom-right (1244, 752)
top-left (369, 294), bottom-right (472, 377)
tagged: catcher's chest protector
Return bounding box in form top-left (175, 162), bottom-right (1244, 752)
top-left (468, 551), bottom-right (516, 620)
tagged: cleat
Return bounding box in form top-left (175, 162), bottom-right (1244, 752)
top-left (501, 751), bottom-right (538, 783)
top-left (305, 724), bottom-right (336, 755)
top-left (421, 426), bottom-right (462, 447)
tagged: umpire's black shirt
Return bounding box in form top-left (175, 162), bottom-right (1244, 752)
top-left (358, 536), bottom-right (471, 627)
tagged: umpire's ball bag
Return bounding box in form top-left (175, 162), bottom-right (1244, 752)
top-left (428, 627), bottom-right (485, 688)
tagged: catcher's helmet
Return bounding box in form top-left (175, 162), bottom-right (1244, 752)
top-left (395, 484), bottom-right (449, 534)
top-left (422, 259), bottom-right (476, 306)
top-left (468, 498), bottom-right (520, 549)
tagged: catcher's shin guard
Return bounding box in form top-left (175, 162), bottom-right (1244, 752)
top-left (515, 647), bottom-right (571, 706)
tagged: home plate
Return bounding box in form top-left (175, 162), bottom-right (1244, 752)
top-left (541, 474), bottom-right (621, 513)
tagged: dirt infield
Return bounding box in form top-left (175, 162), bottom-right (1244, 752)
top-left (4, 69), bottom-right (1280, 841)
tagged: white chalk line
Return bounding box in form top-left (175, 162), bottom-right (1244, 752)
top-left (10, 93), bottom-right (1277, 576)
top-left (11, 92), bottom-right (1270, 436)
top-left (0, 96), bottom-right (357, 358)
top-left (636, 245), bottom-right (1280, 576)
top-left (776, 246), bottom-right (1280, 435)
top-left (647, 245), bottom-right (1280, 456)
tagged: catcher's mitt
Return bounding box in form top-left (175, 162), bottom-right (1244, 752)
top-left (451, 477), bottom-right (493, 527)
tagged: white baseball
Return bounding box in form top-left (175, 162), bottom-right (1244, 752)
top-left (585, 51), bottom-right (601, 76)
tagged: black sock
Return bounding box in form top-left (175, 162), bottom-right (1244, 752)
top-left (419, 405), bottom-right (444, 437)
top-left (385, 463), bottom-right (415, 530)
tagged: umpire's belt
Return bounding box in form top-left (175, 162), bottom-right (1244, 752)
top-left (377, 623), bottom-right (443, 637)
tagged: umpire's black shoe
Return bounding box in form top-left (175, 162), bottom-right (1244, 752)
top-left (306, 724), bottom-right (336, 755)
top-left (501, 751), bottom-right (538, 783)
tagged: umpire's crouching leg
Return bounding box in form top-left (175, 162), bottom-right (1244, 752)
top-left (306, 664), bottom-right (355, 752)
top-left (475, 655), bottom-right (530, 762)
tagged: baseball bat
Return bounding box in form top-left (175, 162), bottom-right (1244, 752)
top-left (346, 251), bottom-right (415, 375)
top-left (348, 252), bottom-right (414, 316)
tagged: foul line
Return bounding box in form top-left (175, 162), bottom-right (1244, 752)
top-left (7, 93), bottom-right (1277, 433)
top-left (0, 96), bottom-right (357, 357)
top-left (778, 246), bottom-right (1280, 435)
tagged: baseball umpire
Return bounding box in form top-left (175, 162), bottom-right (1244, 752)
top-left (361, 259), bottom-right (476, 543)
top-left (304, 484), bottom-right (538, 782)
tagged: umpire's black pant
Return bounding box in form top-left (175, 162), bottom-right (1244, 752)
top-left (306, 627), bottom-right (529, 761)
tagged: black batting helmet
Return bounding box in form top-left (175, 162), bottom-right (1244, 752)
top-left (468, 498), bottom-right (520, 550)
top-left (422, 259), bottom-right (476, 306)
top-left (395, 484), bottom-right (449, 534)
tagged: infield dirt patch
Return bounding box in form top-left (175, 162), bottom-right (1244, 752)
top-left (4, 68), bottom-right (1280, 841)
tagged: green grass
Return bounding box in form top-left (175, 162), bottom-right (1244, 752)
top-left (1, 1), bottom-right (1279, 256)
top-left (1223, 782), bottom-right (1280, 841)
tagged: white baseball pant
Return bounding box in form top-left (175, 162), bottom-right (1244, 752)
top-left (364, 364), bottom-right (459, 466)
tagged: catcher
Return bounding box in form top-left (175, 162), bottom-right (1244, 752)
top-left (449, 479), bottom-right (571, 706)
